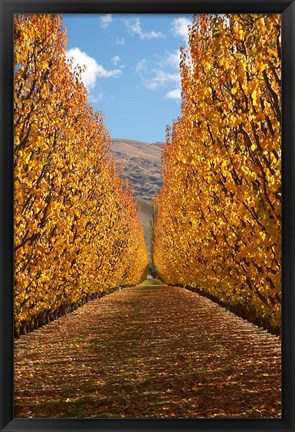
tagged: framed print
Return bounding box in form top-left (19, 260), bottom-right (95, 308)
top-left (0, 0), bottom-right (294, 431)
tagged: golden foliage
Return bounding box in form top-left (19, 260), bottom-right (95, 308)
top-left (153, 14), bottom-right (281, 328)
top-left (14, 14), bottom-right (148, 332)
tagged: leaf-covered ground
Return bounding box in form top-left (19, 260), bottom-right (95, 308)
top-left (14, 285), bottom-right (281, 418)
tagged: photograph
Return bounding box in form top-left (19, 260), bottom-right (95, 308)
top-left (0, 1), bottom-right (294, 431)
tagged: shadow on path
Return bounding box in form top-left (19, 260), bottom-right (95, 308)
top-left (14, 285), bottom-right (281, 418)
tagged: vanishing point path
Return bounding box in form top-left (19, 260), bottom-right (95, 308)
top-left (14, 285), bottom-right (281, 419)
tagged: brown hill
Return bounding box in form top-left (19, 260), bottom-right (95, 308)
top-left (110, 138), bottom-right (163, 253)
top-left (110, 138), bottom-right (163, 202)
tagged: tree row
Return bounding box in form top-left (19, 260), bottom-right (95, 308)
top-left (14, 14), bottom-right (148, 336)
top-left (153, 14), bottom-right (281, 332)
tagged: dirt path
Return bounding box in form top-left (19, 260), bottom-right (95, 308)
top-left (14, 285), bottom-right (281, 418)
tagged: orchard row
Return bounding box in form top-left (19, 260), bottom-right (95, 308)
top-left (153, 14), bottom-right (281, 332)
top-left (14, 15), bottom-right (148, 336)
top-left (14, 14), bottom-right (281, 336)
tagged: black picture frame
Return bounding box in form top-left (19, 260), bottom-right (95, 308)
top-left (0, 0), bottom-right (294, 431)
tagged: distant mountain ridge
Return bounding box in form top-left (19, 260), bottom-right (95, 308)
top-left (110, 138), bottom-right (163, 202)
top-left (110, 138), bottom-right (164, 249)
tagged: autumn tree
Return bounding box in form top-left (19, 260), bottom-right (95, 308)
top-left (14, 14), bottom-right (148, 336)
top-left (153, 14), bottom-right (281, 331)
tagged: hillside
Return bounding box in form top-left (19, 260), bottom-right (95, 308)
top-left (110, 138), bottom-right (163, 249)
top-left (111, 138), bottom-right (162, 202)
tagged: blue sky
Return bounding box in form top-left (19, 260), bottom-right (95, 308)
top-left (63, 14), bottom-right (193, 143)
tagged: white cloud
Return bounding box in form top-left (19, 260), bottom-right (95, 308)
top-left (100, 14), bottom-right (112, 29)
top-left (135, 59), bottom-right (148, 74)
top-left (171, 17), bottom-right (191, 44)
top-left (125, 17), bottom-right (164, 39)
top-left (165, 88), bottom-right (181, 100)
top-left (116, 37), bottom-right (125, 45)
top-left (145, 69), bottom-right (180, 90)
top-left (134, 51), bottom-right (181, 93)
top-left (66, 47), bottom-right (122, 90)
top-left (89, 92), bottom-right (104, 104)
top-left (111, 55), bottom-right (121, 66)
top-left (158, 50), bottom-right (181, 70)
